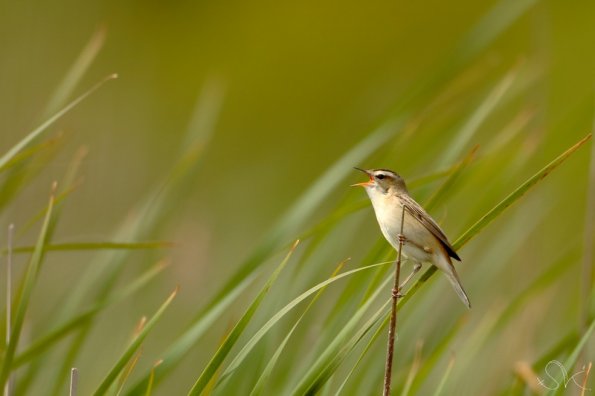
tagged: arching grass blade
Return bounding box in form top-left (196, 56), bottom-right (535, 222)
top-left (0, 186), bottom-right (55, 388)
top-left (187, 240), bottom-right (300, 396)
top-left (92, 288), bottom-right (178, 396)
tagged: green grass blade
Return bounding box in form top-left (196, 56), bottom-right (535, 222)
top-left (181, 77), bottom-right (226, 148)
top-left (187, 240), bottom-right (300, 396)
top-left (298, 299), bottom-right (391, 396)
top-left (524, 332), bottom-right (577, 382)
top-left (580, 113), bottom-right (595, 331)
top-left (144, 360), bottom-right (162, 396)
top-left (45, 78), bottom-right (225, 395)
top-left (173, 121), bottom-right (400, 393)
top-left (352, 242), bottom-right (392, 305)
top-left (432, 356), bottom-right (456, 396)
top-left (16, 184), bottom-right (78, 237)
top-left (0, 135), bottom-right (64, 216)
top-left (9, 241), bottom-right (172, 254)
top-left (126, 120), bottom-right (401, 395)
top-left (290, 275), bottom-right (392, 395)
top-left (248, 261), bottom-right (347, 396)
top-left (407, 168), bottom-right (454, 190)
top-left (0, 74), bottom-right (117, 174)
top-left (288, 134), bottom-right (590, 395)
top-left (5, 148), bottom-right (84, 394)
top-left (381, 0), bottom-right (537, 118)
top-left (249, 263), bottom-right (347, 396)
top-left (457, 0), bottom-right (539, 63)
top-left (548, 318), bottom-right (595, 396)
top-left (333, 316), bottom-right (385, 396)
top-left (401, 341), bottom-right (423, 396)
top-left (116, 316), bottom-right (146, 396)
top-left (12, 260), bottom-right (167, 368)
top-left (42, 26), bottom-right (106, 117)
top-left (124, 271), bottom-right (256, 395)
top-left (440, 67), bottom-right (516, 165)
top-left (486, 108), bottom-right (535, 155)
top-left (93, 288), bottom-right (178, 396)
top-left (218, 260), bottom-right (391, 385)
top-left (336, 294), bottom-right (462, 395)
top-left (399, 134), bottom-right (592, 310)
top-left (0, 134), bottom-right (63, 176)
top-left (0, 187), bottom-right (55, 388)
top-left (15, 145), bottom-right (86, 237)
top-left (491, 251), bottom-right (576, 335)
top-left (249, 327), bottom-right (294, 396)
top-left (202, 118), bottom-right (401, 313)
top-left (408, 318), bottom-right (467, 395)
top-left (426, 145), bottom-right (478, 211)
top-left (454, 133), bottom-right (591, 249)
top-left (506, 334), bottom-right (580, 396)
top-left (329, 148), bottom-right (478, 393)
top-left (271, 120), bottom-right (399, 241)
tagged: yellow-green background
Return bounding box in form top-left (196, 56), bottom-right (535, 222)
top-left (1, 0), bottom-right (594, 394)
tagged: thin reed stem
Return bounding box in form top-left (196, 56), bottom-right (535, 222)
top-left (69, 368), bottom-right (78, 396)
top-left (4, 224), bottom-right (14, 396)
top-left (383, 205), bottom-right (406, 396)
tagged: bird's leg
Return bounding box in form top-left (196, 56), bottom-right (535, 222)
top-left (397, 233), bottom-right (406, 244)
top-left (397, 263), bottom-right (422, 295)
top-left (390, 233), bottom-right (408, 298)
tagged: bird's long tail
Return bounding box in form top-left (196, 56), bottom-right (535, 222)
top-left (444, 269), bottom-right (471, 309)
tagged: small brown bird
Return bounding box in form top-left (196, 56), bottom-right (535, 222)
top-left (353, 168), bottom-right (470, 308)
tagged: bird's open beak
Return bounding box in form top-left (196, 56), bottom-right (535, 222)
top-left (351, 167), bottom-right (374, 187)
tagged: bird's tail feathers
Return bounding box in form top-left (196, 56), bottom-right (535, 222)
top-left (444, 268), bottom-right (471, 309)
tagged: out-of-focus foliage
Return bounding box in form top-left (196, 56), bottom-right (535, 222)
top-left (0, 0), bottom-right (593, 395)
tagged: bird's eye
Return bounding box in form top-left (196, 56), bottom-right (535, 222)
top-left (376, 174), bottom-right (385, 180)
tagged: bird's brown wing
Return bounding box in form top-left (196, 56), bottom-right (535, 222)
top-left (399, 194), bottom-right (461, 261)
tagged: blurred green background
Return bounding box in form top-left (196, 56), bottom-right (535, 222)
top-left (1, 0), bottom-right (594, 394)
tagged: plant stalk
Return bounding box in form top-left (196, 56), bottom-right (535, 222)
top-left (383, 205), bottom-right (406, 396)
top-left (5, 224), bottom-right (14, 396)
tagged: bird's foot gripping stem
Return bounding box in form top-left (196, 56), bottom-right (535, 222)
top-left (396, 263), bottom-right (422, 295)
top-left (391, 287), bottom-right (404, 299)
top-left (397, 233), bottom-right (407, 244)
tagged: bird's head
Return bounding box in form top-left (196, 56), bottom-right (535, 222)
top-left (352, 168), bottom-right (408, 194)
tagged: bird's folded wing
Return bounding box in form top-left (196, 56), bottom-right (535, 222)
top-left (399, 194), bottom-right (461, 261)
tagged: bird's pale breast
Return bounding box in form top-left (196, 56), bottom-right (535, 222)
top-left (369, 191), bottom-right (438, 263)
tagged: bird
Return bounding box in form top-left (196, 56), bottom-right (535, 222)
top-left (352, 167), bottom-right (471, 308)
